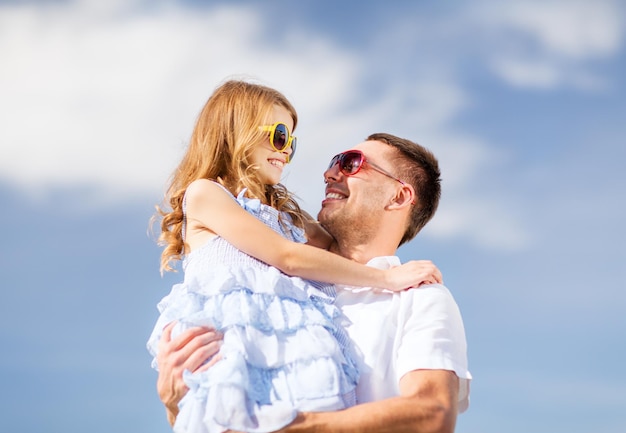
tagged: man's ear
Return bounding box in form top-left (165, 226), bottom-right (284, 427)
top-left (387, 184), bottom-right (416, 210)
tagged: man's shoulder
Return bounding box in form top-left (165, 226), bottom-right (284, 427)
top-left (400, 283), bottom-right (456, 302)
top-left (397, 283), bottom-right (462, 317)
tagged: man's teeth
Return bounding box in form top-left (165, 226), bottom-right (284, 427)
top-left (269, 160), bottom-right (284, 168)
top-left (326, 192), bottom-right (345, 199)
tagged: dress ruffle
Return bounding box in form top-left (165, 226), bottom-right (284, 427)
top-left (147, 191), bottom-right (358, 433)
top-left (147, 265), bottom-right (358, 433)
top-left (234, 189), bottom-right (307, 245)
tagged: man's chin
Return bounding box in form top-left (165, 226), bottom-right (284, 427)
top-left (318, 205), bottom-right (335, 222)
top-left (318, 207), bottom-right (341, 231)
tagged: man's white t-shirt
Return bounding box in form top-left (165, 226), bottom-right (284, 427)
top-left (335, 256), bottom-right (471, 412)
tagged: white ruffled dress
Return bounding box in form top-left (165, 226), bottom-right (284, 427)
top-left (147, 187), bottom-right (358, 433)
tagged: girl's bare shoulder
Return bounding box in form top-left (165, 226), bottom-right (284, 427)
top-left (186, 179), bottom-right (231, 202)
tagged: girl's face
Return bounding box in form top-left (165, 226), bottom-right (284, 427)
top-left (251, 104), bottom-right (295, 186)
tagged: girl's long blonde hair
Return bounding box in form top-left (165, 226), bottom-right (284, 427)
top-left (156, 80), bottom-right (303, 273)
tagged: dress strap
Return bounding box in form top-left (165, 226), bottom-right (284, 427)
top-left (209, 180), bottom-right (237, 199)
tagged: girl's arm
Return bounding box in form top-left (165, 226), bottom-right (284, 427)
top-left (185, 179), bottom-right (441, 291)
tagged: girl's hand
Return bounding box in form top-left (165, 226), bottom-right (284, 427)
top-left (384, 260), bottom-right (443, 292)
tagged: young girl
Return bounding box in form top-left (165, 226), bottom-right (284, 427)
top-left (147, 80), bottom-right (441, 433)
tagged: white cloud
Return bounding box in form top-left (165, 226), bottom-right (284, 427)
top-left (0, 0), bottom-right (536, 252)
top-left (476, 0), bottom-right (624, 90)
top-left (491, 56), bottom-right (611, 91)
top-left (490, 57), bottom-right (561, 89)
top-left (429, 196), bottom-right (533, 251)
top-left (501, 0), bottom-right (623, 59)
top-left (0, 0), bottom-right (359, 205)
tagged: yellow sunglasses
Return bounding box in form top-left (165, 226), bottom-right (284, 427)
top-left (260, 122), bottom-right (297, 163)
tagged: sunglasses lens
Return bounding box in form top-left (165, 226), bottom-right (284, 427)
top-left (290, 137), bottom-right (297, 159)
top-left (272, 123), bottom-right (288, 150)
top-left (340, 152), bottom-right (362, 174)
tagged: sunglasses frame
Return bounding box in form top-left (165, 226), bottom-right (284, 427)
top-left (260, 122), bottom-right (297, 163)
top-left (328, 150), bottom-right (407, 186)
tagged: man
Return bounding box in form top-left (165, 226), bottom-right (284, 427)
top-left (155, 133), bottom-right (471, 432)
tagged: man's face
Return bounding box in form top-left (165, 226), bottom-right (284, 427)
top-left (318, 140), bottom-right (401, 243)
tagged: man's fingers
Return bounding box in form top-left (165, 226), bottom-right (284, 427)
top-left (162, 321), bottom-right (176, 340)
top-left (195, 353), bottom-right (223, 373)
top-left (171, 326), bottom-right (217, 351)
top-left (158, 326), bottom-right (224, 371)
top-left (157, 324), bottom-right (223, 374)
top-left (184, 337), bottom-right (223, 372)
top-left (157, 321), bottom-right (177, 353)
top-left (177, 328), bottom-right (223, 359)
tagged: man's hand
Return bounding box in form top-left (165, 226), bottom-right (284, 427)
top-left (156, 322), bottom-right (223, 426)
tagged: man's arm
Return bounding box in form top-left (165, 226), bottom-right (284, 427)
top-left (156, 322), bottom-right (223, 426)
top-left (276, 369), bottom-right (458, 433)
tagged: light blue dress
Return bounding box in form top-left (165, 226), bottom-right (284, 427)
top-left (147, 185), bottom-right (358, 433)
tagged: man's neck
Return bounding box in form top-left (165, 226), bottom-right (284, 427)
top-left (329, 239), bottom-right (397, 265)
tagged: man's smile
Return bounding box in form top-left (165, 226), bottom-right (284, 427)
top-left (325, 192), bottom-right (346, 200)
top-left (323, 185), bottom-right (348, 204)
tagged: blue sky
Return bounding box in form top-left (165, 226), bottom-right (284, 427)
top-left (1, 0), bottom-right (625, 432)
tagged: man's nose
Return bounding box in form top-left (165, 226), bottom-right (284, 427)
top-left (323, 163), bottom-right (342, 182)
